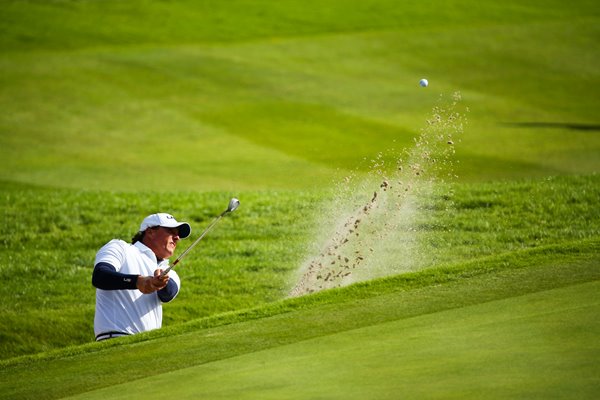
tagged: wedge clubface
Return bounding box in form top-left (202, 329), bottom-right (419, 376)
top-left (160, 198), bottom-right (240, 277)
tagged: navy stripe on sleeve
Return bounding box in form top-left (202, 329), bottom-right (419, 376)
top-left (92, 262), bottom-right (138, 290)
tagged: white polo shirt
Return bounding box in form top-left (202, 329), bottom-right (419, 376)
top-left (93, 239), bottom-right (181, 337)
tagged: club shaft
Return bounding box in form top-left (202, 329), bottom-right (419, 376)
top-left (159, 210), bottom-right (227, 277)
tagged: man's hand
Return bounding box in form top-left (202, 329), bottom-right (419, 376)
top-left (136, 269), bottom-right (170, 294)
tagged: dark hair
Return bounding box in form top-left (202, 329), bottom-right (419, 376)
top-left (132, 226), bottom-right (161, 244)
top-left (131, 231), bottom-right (145, 244)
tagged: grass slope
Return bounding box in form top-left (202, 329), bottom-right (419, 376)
top-left (69, 282), bottom-right (600, 400)
top-left (1, 0), bottom-right (598, 190)
top-left (0, 175), bottom-right (598, 360)
top-left (1, 238), bottom-right (598, 399)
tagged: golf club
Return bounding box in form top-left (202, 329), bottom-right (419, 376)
top-left (160, 198), bottom-right (240, 278)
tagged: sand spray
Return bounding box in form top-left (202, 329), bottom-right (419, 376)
top-left (289, 92), bottom-right (467, 297)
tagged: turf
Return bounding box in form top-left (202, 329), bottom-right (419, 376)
top-left (66, 282), bottom-right (600, 400)
top-left (1, 0), bottom-right (599, 190)
top-left (1, 239), bottom-right (598, 399)
top-left (0, 175), bottom-right (598, 360)
top-left (0, 0), bottom-right (599, 398)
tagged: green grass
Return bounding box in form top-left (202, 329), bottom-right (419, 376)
top-left (0, 0), bottom-right (599, 398)
top-left (0, 185), bottom-right (318, 357)
top-left (1, 238), bottom-right (598, 399)
top-left (2, 0), bottom-right (595, 51)
top-left (0, 174), bottom-right (598, 360)
top-left (1, 0), bottom-right (598, 190)
top-left (67, 282), bottom-right (600, 400)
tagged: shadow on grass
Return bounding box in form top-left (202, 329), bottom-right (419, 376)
top-left (502, 122), bottom-right (600, 132)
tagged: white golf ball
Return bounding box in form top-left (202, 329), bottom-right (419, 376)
top-left (419, 78), bottom-right (428, 87)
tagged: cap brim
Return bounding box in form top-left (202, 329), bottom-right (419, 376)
top-left (176, 223), bottom-right (191, 239)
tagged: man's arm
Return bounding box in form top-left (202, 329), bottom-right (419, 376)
top-left (92, 262), bottom-right (138, 290)
top-left (157, 280), bottom-right (179, 302)
top-left (92, 263), bottom-right (171, 294)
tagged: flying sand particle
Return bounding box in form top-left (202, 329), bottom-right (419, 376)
top-left (289, 91), bottom-right (466, 297)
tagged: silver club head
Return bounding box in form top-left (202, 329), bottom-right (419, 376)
top-left (227, 198), bottom-right (240, 213)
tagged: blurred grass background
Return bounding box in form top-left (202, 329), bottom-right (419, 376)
top-left (1, 0), bottom-right (598, 191)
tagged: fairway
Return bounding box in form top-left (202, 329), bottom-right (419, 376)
top-left (65, 281), bottom-right (599, 400)
top-left (1, 0), bottom-right (599, 190)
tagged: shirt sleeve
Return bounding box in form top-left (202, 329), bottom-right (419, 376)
top-left (95, 239), bottom-right (127, 272)
top-left (92, 240), bottom-right (138, 290)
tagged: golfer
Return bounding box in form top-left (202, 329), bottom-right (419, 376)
top-left (92, 213), bottom-right (191, 341)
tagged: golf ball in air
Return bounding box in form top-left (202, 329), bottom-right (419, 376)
top-left (419, 78), bottom-right (428, 87)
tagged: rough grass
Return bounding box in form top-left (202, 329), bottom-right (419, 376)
top-left (0, 174), bottom-right (598, 360)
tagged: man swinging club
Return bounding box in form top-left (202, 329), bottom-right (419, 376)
top-left (91, 213), bottom-right (191, 341)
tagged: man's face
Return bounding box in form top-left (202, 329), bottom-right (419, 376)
top-left (143, 226), bottom-right (180, 260)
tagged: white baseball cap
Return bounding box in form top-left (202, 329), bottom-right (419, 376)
top-left (139, 213), bottom-right (191, 239)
